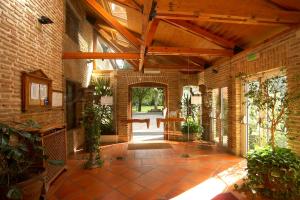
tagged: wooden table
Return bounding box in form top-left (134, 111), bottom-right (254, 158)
top-left (121, 118), bottom-right (150, 128)
top-left (156, 117), bottom-right (185, 140)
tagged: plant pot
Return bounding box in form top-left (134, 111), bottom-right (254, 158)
top-left (16, 170), bottom-right (46, 200)
top-left (100, 135), bottom-right (118, 143)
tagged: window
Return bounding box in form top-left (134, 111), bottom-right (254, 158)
top-left (211, 88), bottom-right (219, 143)
top-left (220, 87), bottom-right (228, 147)
top-left (66, 4), bottom-right (79, 44)
top-left (66, 81), bottom-right (77, 130)
top-left (109, 2), bottom-right (127, 21)
top-left (244, 72), bottom-right (287, 152)
top-left (114, 32), bottom-right (129, 47)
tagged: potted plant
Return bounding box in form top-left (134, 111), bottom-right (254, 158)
top-left (0, 120), bottom-right (63, 200)
top-left (82, 104), bottom-right (103, 169)
top-left (180, 91), bottom-right (202, 141)
top-left (181, 118), bottom-right (203, 138)
top-left (236, 72), bottom-right (300, 199)
top-left (91, 77), bottom-right (117, 143)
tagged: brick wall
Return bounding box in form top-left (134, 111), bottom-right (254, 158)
top-left (203, 28), bottom-right (300, 155)
top-left (0, 0), bottom-right (64, 126)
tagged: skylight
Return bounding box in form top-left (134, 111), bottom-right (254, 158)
top-left (114, 32), bottom-right (129, 47)
top-left (109, 2), bottom-right (127, 21)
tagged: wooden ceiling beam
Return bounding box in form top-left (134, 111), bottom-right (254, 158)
top-left (85, 0), bottom-right (142, 48)
top-left (148, 47), bottom-right (233, 57)
top-left (62, 52), bottom-right (140, 60)
top-left (164, 19), bottom-right (235, 49)
top-left (145, 19), bottom-right (160, 47)
top-left (139, 0), bottom-right (156, 72)
top-left (144, 64), bottom-right (204, 71)
top-left (155, 8), bottom-right (300, 26)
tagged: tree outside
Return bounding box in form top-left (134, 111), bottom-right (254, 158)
top-left (132, 87), bottom-right (164, 113)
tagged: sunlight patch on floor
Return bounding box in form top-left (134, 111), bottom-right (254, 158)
top-left (171, 160), bottom-right (247, 200)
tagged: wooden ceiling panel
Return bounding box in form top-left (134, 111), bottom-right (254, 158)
top-left (269, 0), bottom-right (300, 11)
top-left (153, 21), bottom-right (222, 49)
top-left (193, 21), bottom-right (288, 48)
top-left (156, 0), bottom-right (300, 25)
top-left (125, 6), bottom-right (143, 34)
top-left (84, 0), bottom-right (299, 67)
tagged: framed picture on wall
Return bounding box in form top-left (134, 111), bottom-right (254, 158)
top-left (22, 70), bottom-right (52, 112)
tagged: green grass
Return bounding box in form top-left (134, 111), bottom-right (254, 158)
top-left (132, 105), bottom-right (164, 113)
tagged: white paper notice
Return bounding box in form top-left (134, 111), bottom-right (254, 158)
top-left (52, 92), bottom-right (63, 107)
top-left (40, 84), bottom-right (48, 99)
top-left (31, 83), bottom-right (39, 100)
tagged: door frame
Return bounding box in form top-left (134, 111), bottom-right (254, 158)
top-left (240, 68), bottom-right (286, 156)
top-left (128, 82), bottom-right (168, 141)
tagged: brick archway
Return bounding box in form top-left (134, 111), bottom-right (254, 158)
top-left (128, 82), bottom-right (168, 141)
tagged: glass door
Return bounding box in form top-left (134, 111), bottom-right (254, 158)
top-left (246, 81), bottom-right (262, 151)
top-left (211, 89), bottom-right (219, 143)
top-left (220, 87), bottom-right (228, 147)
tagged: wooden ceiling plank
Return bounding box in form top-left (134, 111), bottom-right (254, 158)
top-left (148, 46), bottom-right (234, 57)
top-left (155, 7), bottom-right (300, 26)
top-left (268, 0), bottom-right (300, 11)
top-left (85, 0), bottom-right (142, 48)
top-left (139, 0), bottom-right (155, 71)
top-left (62, 52), bottom-right (140, 59)
top-left (164, 19), bottom-right (235, 49)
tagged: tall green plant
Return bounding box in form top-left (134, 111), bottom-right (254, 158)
top-left (236, 72), bottom-right (300, 199)
top-left (241, 73), bottom-right (300, 149)
top-left (181, 94), bottom-right (199, 121)
top-left (92, 77), bottom-right (115, 134)
top-left (82, 105), bottom-right (103, 168)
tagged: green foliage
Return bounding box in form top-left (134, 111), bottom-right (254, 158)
top-left (238, 146), bottom-right (300, 199)
top-left (92, 77), bottom-right (115, 134)
top-left (132, 88), bottom-right (164, 112)
top-left (83, 105), bottom-right (102, 153)
top-left (181, 119), bottom-right (203, 138)
top-left (239, 70), bottom-right (300, 149)
top-left (181, 94), bottom-right (199, 121)
top-left (92, 77), bottom-right (112, 96)
top-left (132, 105), bottom-right (164, 113)
top-left (0, 120), bottom-right (63, 200)
top-left (82, 104), bottom-right (103, 169)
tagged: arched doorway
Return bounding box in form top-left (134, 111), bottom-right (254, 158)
top-left (128, 82), bottom-right (168, 142)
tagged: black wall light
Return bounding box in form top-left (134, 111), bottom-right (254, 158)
top-left (38, 16), bottom-right (54, 24)
top-left (212, 68), bottom-right (218, 74)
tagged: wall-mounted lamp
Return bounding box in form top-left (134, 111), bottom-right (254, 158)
top-left (212, 68), bottom-right (218, 74)
top-left (38, 16), bottom-right (53, 24)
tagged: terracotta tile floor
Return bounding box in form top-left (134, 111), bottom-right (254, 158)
top-left (47, 141), bottom-right (247, 200)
